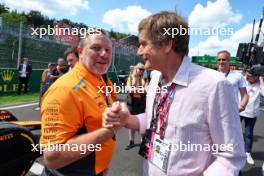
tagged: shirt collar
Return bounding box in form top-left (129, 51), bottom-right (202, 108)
top-left (73, 62), bottom-right (104, 86)
top-left (171, 55), bottom-right (191, 87)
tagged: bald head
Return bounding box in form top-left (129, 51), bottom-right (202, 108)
top-left (78, 29), bottom-right (111, 49)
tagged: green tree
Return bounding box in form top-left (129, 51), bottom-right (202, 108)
top-left (0, 4), bottom-right (9, 14)
top-left (114, 32), bottom-right (128, 39)
top-left (109, 29), bottom-right (115, 38)
top-left (109, 29), bottom-right (128, 39)
top-left (26, 10), bottom-right (45, 27)
top-left (0, 11), bottom-right (27, 26)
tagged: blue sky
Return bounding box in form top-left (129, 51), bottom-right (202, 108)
top-left (0, 0), bottom-right (263, 56)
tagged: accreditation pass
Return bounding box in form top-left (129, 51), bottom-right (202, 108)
top-left (150, 133), bottom-right (171, 173)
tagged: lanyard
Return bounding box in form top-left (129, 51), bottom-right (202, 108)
top-left (151, 79), bottom-right (177, 139)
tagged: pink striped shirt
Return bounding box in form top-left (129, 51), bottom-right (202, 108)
top-left (136, 56), bottom-right (246, 176)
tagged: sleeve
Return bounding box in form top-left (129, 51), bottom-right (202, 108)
top-left (136, 113), bottom-right (148, 134)
top-left (203, 80), bottom-right (246, 176)
top-left (238, 74), bottom-right (247, 88)
top-left (40, 86), bottom-right (83, 145)
top-left (29, 65), bottom-right (32, 73)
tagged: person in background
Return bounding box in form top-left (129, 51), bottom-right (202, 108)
top-left (50, 58), bottom-right (68, 82)
top-left (240, 69), bottom-right (264, 165)
top-left (217, 50), bottom-right (249, 112)
top-left (35, 62), bottom-right (55, 111)
top-left (125, 63), bottom-right (146, 150)
top-left (40, 62), bottom-right (54, 96)
top-left (143, 69), bottom-right (151, 87)
top-left (64, 47), bottom-right (79, 70)
top-left (17, 57), bottom-right (32, 95)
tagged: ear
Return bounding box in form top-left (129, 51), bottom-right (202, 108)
top-left (163, 39), bottom-right (173, 53)
top-left (77, 47), bottom-right (83, 54)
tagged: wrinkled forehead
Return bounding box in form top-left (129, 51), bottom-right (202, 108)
top-left (217, 52), bottom-right (230, 59)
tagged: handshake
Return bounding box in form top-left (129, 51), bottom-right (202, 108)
top-left (102, 101), bottom-right (130, 133)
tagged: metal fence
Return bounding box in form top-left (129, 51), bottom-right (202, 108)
top-left (0, 23), bottom-right (70, 69)
top-left (0, 23), bottom-right (142, 75)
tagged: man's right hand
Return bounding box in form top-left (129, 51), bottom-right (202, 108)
top-left (102, 101), bottom-right (129, 131)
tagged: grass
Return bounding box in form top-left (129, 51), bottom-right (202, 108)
top-left (0, 93), bottom-right (39, 107)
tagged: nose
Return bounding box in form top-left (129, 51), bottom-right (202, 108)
top-left (99, 49), bottom-right (112, 62)
top-left (99, 49), bottom-right (110, 57)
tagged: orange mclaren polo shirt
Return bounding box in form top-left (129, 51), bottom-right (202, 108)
top-left (40, 62), bottom-right (116, 175)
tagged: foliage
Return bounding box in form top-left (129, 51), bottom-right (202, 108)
top-left (0, 11), bottom-right (27, 26)
top-left (0, 4), bottom-right (9, 14)
top-left (0, 3), bottom-right (129, 39)
top-left (110, 29), bottom-right (129, 39)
